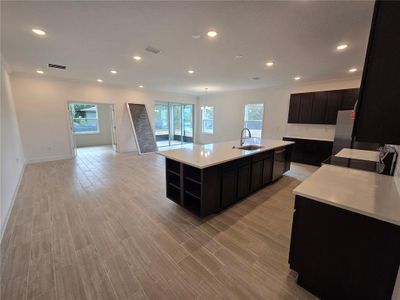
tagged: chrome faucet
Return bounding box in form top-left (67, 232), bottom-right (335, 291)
top-left (240, 128), bottom-right (252, 146)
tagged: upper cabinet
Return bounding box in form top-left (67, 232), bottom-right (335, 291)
top-left (353, 1), bottom-right (400, 145)
top-left (288, 94), bottom-right (301, 123)
top-left (288, 88), bottom-right (359, 125)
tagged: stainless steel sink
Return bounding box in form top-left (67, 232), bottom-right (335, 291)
top-left (235, 145), bottom-right (264, 150)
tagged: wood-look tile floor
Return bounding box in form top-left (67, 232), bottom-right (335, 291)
top-left (1, 146), bottom-right (318, 300)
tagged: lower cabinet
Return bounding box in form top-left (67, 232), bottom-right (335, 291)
top-left (289, 196), bottom-right (400, 300)
top-left (221, 157), bottom-right (251, 208)
top-left (221, 163), bottom-right (239, 208)
top-left (283, 137), bottom-right (332, 166)
top-left (251, 151), bottom-right (274, 192)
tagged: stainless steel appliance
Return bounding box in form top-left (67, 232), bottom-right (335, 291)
top-left (272, 147), bottom-right (286, 181)
top-left (332, 110), bottom-right (379, 155)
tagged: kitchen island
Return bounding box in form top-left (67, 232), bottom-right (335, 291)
top-left (159, 139), bottom-right (294, 216)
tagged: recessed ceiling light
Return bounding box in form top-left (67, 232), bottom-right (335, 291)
top-left (235, 54), bottom-right (244, 59)
top-left (337, 44), bottom-right (348, 50)
top-left (133, 56), bottom-right (142, 61)
top-left (266, 61), bottom-right (274, 67)
top-left (32, 28), bottom-right (46, 36)
top-left (207, 31), bottom-right (218, 38)
top-left (294, 76), bottom-right (301, 81)
top-left (188, 70), bottom-right (195, 74)
top-left (192, 34), bottom-right (201, 39)
top-left (349, 68), bottom-right (357, 73)
top-left (97, 79), bottom-right (103, 83)
top-left (36, 70), bottom-right (44, 74)
top-left (139, 85), bottom-right (144, 88)
top-left (110, 70), bottom-right (117, 74)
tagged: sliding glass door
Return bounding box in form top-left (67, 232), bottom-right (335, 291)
top-left (154, 102), bottom-right (194, 147)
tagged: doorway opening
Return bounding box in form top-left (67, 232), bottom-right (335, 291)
top-left (68, 102), bottom-right (117, 157)
top-left (154, 101), bottom-right (194, 147)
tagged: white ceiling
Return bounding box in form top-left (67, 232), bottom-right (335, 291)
top-left (1, 1), bottom-right (374, 95)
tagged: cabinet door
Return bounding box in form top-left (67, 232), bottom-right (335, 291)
top-left (288, 94), bottom-right (301, 123)
top-left (354, 2), bottom-right (400, 144)
top-left (299, 93), bottom-right (314, 123)
top-left (250, 160), bottom-right (263, 192)
top-left (341, 88), bottom-right (359, 110)
top-left (311, 92), bottom-right (327, 124)
top-left (221, 166), bottom-right (237, 208)
top-left (325, 91), bottom-right (342, 124)
top-left (262, 156), bottom-right (273, 185)
top-left (237, 165), bottom-right (250, 199)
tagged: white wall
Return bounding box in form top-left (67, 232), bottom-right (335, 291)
top-left (74, 103), bottom-right (113, 147)
top-left (196, 78), bottom-right (361, 144)
top-left (10, 72), bottom-right (196, 163)
top-left (1, 58), bottom-right (25, 240)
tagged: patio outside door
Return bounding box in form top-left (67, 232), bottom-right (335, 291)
top-left (154, 102), bottom-right (194, 147)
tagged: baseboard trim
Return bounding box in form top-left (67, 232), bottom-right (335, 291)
top-left (27, 154), bottom-right (74, 164)
top-left (0, 163), bottom-right (26, 242)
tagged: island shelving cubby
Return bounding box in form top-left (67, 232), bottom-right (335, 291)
top-left (165, 158), bottom-right (221, 216)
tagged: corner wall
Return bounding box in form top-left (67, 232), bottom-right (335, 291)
top-left (10, 72), bottom-right (196, 163)
top-left (196, 78), bottom-right (361, 144)
top-left (1, 58), bottom-right (25, 240)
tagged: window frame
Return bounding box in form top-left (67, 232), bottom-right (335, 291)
top-left (70, 103), bottom-right (101, 135)
top-left (243, 103), bottom-right (264, 138)
top-left (201, 105), bottom-right (215, 135)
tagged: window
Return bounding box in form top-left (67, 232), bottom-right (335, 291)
top-left (201, 106), bottom-right (214, 134)
top-left (244, 103), bottom-right (264, 138)
top-left (69, 103), bottom-right (100, 134)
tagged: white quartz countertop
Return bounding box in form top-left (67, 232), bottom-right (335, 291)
top-left (283, 135), bottom-right (334, 142)
top-left (158, 139), bottom-right (293, 169)
top-left (293, 164), bottom-right (400, 226)
top-left (335, 148), bottom-right (380, 162)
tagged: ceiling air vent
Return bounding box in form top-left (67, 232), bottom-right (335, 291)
top-left (145, 46), bottom-right (161, 54)
top-left (48, 63), bottom-right (66, 70)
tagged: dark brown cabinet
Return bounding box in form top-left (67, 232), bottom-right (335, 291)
top-left (250, 151), bottom-right (274, 192)
top-left (298, 93), bottom-right (314, 123)
top-left (288, 88), bottom-right (359, 125)
top-left (262, 155), bottom-right (273, 185)
top-left (221, 164), bottom-right (239, 208)
top-left (221, 157), bottom-right (251, 208)
top-left (289, 196), bottom-right (400, 300)
top-left (354, 1), bottom-right (400, 145)
top-left (283, 137), bottom-right (333, 166)
top-left (311, 92), bottom-right (327, 124)
top-left (341, 88), bottom-right (359, 110)
top-left (324, 90), bottom-right (342, 125)
top-left (288, 94), bottom-right (301, 123)
top-left (237, 164), bottom-right (250, 199)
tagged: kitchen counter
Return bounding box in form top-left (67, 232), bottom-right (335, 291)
top-left (290, 164), bottom-right (400, 299)
top-left (283, 135), bottom-right (334, 142)
top-left (159, 138), bottom-right (293, 169)
top-left (293, 164), bottom-right (400, 225)
top-left (335, 148), bottom-right (379, 162)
